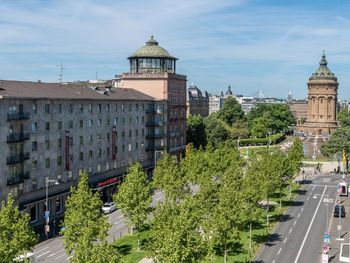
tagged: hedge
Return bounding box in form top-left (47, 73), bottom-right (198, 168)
top-left (238, 133), bottom-right (285, 146)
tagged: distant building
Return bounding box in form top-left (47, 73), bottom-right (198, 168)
top-left (288, 99), bottom-right (308, 125)
top-left (298, 52), bottom-right (338, 135)
top-left (209, 95), bottom-right (222, 115)
top-left (186, 84), bottom-right (209, 117)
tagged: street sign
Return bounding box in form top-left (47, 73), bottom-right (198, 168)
top-left (324, 233), bottom-right (330, 244)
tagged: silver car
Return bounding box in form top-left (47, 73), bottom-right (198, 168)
top-left (102, 202), bottom-right (116, 214)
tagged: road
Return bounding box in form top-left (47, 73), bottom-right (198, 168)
top-left (33, 190), bottom-right (164, 262)
top-left (254, 172), bottom-right (342, 263)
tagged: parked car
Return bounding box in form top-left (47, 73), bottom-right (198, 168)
top-left (334, 204), bottom-right (346, 217)
top-left (102, 202), bottom-right (117, 214)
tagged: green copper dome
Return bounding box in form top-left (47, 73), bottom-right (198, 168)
top-left (309, 51), bottom-right (337, 81)
top-left (128, 36), bottom-right (177, 59)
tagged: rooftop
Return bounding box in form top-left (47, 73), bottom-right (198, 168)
top-left (309, 51), bottom-right (337, 81)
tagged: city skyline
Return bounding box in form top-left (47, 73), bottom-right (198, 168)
top-left (1, 0), bottom-right (350, 99)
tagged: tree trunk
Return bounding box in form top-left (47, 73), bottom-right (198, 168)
top-left (224, 242), bottom-right (227, 263)
top-left (130, 226), bottom-right (133, 235)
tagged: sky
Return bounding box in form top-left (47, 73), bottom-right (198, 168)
top-left (1, 0), bottom-right (350, 99)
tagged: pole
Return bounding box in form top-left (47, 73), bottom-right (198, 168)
top-left (45, 176), bottom-right (49, 239)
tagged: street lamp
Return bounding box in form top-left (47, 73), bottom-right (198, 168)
top-left (45, 176), bottom-right (59, 239)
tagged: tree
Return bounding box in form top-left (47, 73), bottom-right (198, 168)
top-left (250, 114), bottom-right (272, 138)
top-left (217, 96), bottom-right (245, 126)
top-left (288, 137), bottom-right (304, 175)
top-left (153, 153), bottom-right (189, 201)
top-left (0, 195), bottom-right (37, 262)
top-left (114, 163), bottom-right (152, 250)
top-left (150, 197), bottom-right (210, 262)
top-left (63, 172), bottom-right (119, 263)
top-left (248, 104), bottom-right (296, 135)
top-left (321, 127), bottom-right (350, 157)
top-left (187, 114), bottom-right (207, 149)
top-left (337, 109), bottom-right (350, 127)
top-left (204, 114), bottom-right (230, 147)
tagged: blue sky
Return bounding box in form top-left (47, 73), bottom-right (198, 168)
top-left (1, 0), bottom-right (350, 99)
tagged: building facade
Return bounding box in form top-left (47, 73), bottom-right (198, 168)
top-left (0, 36), bottom-right (186, 235)
top-left (288, 99), bottom-right (308, 125)
top-left (186, 84), bottom-right (209, 117)
top-left (298, 52), bottom-right (338, 135)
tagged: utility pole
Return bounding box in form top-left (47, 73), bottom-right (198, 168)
top-left (56, 63), bottom-right (66, 83)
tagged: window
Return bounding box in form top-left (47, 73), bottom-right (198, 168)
top-left (121, 104), bottom-right (125, 112)
top-left (98, 119), bottom-right (102, 126)
top-left (58, 104), bottom-right (62, 113)
top-left (122, 131), bottom-right (125, 138)
top-left (107, 147), bottom-right (110, 156)
top-left (79, 136), bottom-right (83, 145)
top-left (136, 116), bottom-right (139, 124)
top-left (142, 104), bottom-right (145, 111)
top-left (89, 151), bottom-right (93, 160)
top-left (122, 145), bottom-right (125, 152)
top-left (106, 104), bottom-right (110, 112)
top-left (45, 158), bottom-right (50, 168)
top-left (129, 117), bottom-right (132, 124)
top-left (98, 104), bottom-right (102, 112)
top-left (31, 123), bottom-right (38, 133)
top-left (58, 138), bottom-right (62, 149)
top-left (57, 156), bottom-right (62, 166)
top-left (142, 116), bottom-right (145, 123)
top-left (113, 117), bottom-right (118, 125)
top-left (69, 104), bottom-right (73, 113)
top-left (32, 179), bottom-right (37, 190)
top-left (107, 133), bottom-right (110, 141)
top-left (107, 118), bottom-right (110, 125)
top-left (136, 142), bottom-right (138, 150)
top-left (8, 105), bottom-right (17, 113)
top-left (79, 152), bottom-right (84, 161)
top-left (136, 130), bottom-right (139, 137)
top-left (98, 149), bottom-right (102, 157)
top-left (30, 205), bottom-right (38, 222)
top-left (129, 130), bottom-right (132, 138)
top-left (128, 104), bottom-right (132, 112)
top-left (128, 144), bottom-right (131, 151)
top-left (79, 104), bottom-right (83, 112)
top-left (122, 117), bottom-right (125, 124)
top-left (88, 104), bottom-right (93, 112)
top-left (45, 122), bottom-right (50, 131)
top-left (79, 120), bottom-right (83, 128)
top-left (45, 104), bottom-right (50, 114)
top-left (97, 134), bottom-right (101, 141)
top-left (68, 120), bottom-right (73, 129)
top-left (135, 104), bottom-right (139, 111)
top-left (32, 104), bottom-right (37, 113)
top-left (45, 140), bottom-right (50, 150)
top-left (58, 121), bottom-right (62, 130)
top-left (32, 141), bottom-right (37, 152)
top-left (88, 120), bottom-right (93, 127)
top-left (32, 160), bottom-right (37, 170)
top-left (55, 197), bottom-right (62, 214)
top-left (89, 135), bottom-right (93, 144)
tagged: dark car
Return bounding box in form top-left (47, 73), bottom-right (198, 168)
top-left (334, 204), bottom-right (346, 217)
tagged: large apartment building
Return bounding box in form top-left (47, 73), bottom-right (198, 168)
top-left (0, 36), bottom-right (186, 234)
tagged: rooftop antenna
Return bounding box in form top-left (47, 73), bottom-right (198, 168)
top-left (56, 63), bottom-right (66, 83)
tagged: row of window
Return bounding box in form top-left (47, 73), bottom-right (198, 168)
top-left (31, 102), bottom-right (147, 114)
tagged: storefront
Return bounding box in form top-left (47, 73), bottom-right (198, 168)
top-left (93, 175), bottom-right (124, 203)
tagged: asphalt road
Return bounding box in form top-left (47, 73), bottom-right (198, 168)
top-left (254, 173), bottom-right (340, 263)
top-left (32, 190), bottom-right (164, 262)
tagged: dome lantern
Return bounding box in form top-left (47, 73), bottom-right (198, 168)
top-left (128, 36), bottom-right (178, 74)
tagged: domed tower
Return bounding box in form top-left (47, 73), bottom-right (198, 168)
top-left (122, 36), bottom-right (187, 157)
top-left (128, 36), bottom-right (177, 74)
top-left (300, 51), bottom-right (338, 135)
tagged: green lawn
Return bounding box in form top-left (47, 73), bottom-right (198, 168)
top-left (113, 183), bottom-right (300, 263)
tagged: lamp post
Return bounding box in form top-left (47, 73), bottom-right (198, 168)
top-left (45, 176), bottom-right (59, 239)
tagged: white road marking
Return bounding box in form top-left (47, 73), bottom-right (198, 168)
top-left (289, 228), bottom-right (293, 234)
top-left (114, 220), bottom-right (125, 225)
top-left (278, 248), bottom-right (282, 255)
top-left (34, 246), bottom-right (50, 254)
top-left (313, 195), bottom-right (318, 199)
top-left (312, 185), bottom-right (315, 191)
top-left (297, 213), bottom-right (300, 218)
top-left (47, 248), bottom-right (65, 257)
top-left (54, 253), bottom-right (67, 260)
top-left (272, 260), bottom-right (276, 263)
top-left (37, 251), bottom-right (51, 258)
top-left (301, 208), bottom-right (304, 212)
top-left (284, 237), bottom-right (288, 243)
top-left (307, 197), bottom-right (310, 200)
top-left (293, 221), bottom-right (296, 226)
top-left (294, 186), bottom-right (327, 263)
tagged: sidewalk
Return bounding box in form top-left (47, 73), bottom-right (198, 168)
top-left (328, 193), bottom-right (350, 262)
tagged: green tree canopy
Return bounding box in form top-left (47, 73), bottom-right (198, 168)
top-left (321, 127), bottom-right (350, 157)
top-left (186, 114), bottom-right (207, 149)
top-left (288, 137), bottom-right (304, 175)
top-left (114, 163), bottom-right (152, 249)
top-left (217, 96), bottom-right (245, 126)
top-left (0, 195), bottom-right (37, 262)
top-left (204, 113), bottom-right (230, 147)
top-left (247, 104), bottom-right (296, 136)
top-left (337, 109), bottom-right (350, 127)
top-left (63, 172), bottom-right (119, 263)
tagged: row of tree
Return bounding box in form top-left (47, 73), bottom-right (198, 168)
top-left (0, 138), bottom-right (304, 262)
top-left (187, 97), bottom-right (296, 149)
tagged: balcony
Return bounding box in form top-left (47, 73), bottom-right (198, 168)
top-left (7, 112), bottom-right (30, 121)
top-left (7, 133), bottom-right (30, 143)
top-left (7, 152), bottom-right (30, 165)
top-left (145, 146), bottom-right (165, 152)
top-left (146, 133), bottom-right (165, 139)
top-left (146, 120), bottom-right (163, 127)
top-left (7, 172), bottom-right (30, 186)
